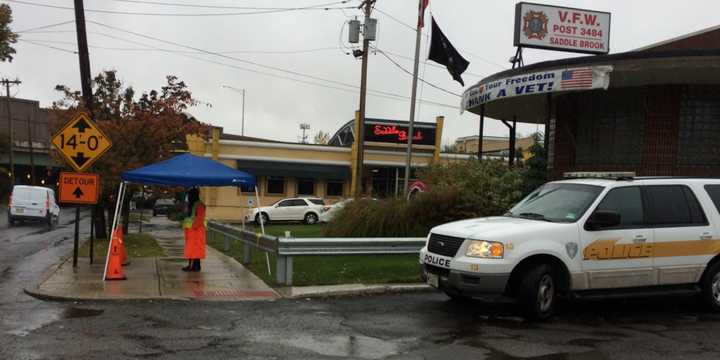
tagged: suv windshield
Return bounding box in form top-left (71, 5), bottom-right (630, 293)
top-left (506, 183), bottom-right (603, 223)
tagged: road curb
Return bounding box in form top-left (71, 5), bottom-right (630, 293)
top-left (277, 283), bottom-right (434, 299)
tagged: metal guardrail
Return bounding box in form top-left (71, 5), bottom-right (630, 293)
top-left (206, 221), bottom-right (426, 286)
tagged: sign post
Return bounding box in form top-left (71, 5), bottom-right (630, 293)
top-left (52, 112), bottom-right (111, 268)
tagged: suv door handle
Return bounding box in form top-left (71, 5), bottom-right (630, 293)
top-left (633, 235), bottom-right (647, 243)
top-left (701, 232), bottom-right (713, 240)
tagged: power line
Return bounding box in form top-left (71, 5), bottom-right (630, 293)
top-left (6, 0), bottom-right (354, 17)
top-left (375, 47), bottom-right (484, 78)
top-left (16, 19), bottom-right (75, 33)
top-left (107, 0), bottom-right (355, 10)
top-left (20, 38), bottom-right (341, 55)
top-left (27, 23), bottom-right (458, 109)
top-left (18, 38), bottom-right (77, 53)
top-left (87, 20), bottom-right (389, 95)
top-left (374, 47), bottom-right (461, 97)
top-left (374, 7), bottom-right (506, 69)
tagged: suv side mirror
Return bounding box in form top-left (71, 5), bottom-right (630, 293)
top-left (586, 210), bottom-right (621, 231)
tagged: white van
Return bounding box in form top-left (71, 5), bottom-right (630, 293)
top-left (7, 185), bottom-right (60, 228)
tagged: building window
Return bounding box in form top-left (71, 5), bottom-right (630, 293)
top-left (236, 182), bottom-right (255, 196)
top-left (297, 178), bottom-right (315, 195)
top-left (326, 180), bottom-right (344, 197)
top-left (266, 176), bottom-right (285, 195)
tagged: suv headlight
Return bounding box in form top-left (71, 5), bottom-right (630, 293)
top-left (466, 240), bottom-right (504, 259)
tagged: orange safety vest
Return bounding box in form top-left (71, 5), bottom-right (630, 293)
top-left (183, 201), bottom-right (206, 259)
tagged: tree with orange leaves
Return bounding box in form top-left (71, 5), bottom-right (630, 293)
top-left (51, 70), bottom-right (208, 238)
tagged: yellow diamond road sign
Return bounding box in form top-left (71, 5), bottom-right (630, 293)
top-left (52, 112), bottom-right (112, 172)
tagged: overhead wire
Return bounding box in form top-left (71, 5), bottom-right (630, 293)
top-left (373, 47), bottom-right (461, 97)
top-left (16, 19), bottom-right (75, 33)
top-left (374, 6), bottom-right (506, 69)
top-left (18, 39), bottom-right (77, 54)
top-left (106, 0), bottom-right (354, 11)
top-left (73, 23), bottom-right (459, 109)
top-left (87, 20), bottom-right (419, 98)
top-left (6, 0), bottom-right (355, 17)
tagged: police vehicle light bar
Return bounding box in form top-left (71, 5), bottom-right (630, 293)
top-left (563, 172), bottom-right (636, 180)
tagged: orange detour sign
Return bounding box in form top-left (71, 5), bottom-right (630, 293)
top-left (105, 230), bottom-right (127, 281)
top-left (59, 172), bottom-right (100, 205)
top-left (51, 112), bottom-right (112, 172)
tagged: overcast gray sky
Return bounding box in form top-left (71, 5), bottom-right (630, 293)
top-left (2, 0), bottom-right (719, 146)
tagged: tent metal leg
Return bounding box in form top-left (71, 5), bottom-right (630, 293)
top-left (254, 186), bottom-right (271, 276)
top-left (103, 181), bottom-right (126, 281)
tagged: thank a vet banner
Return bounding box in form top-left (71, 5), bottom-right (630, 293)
top-left (461, 65), bottom-right (612, 112)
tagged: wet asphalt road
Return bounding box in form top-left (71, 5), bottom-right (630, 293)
top-left (2, 210), bottom-right (720, 359)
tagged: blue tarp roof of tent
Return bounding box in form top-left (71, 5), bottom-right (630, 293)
top-left (121, 153), bottom-right (256, 187)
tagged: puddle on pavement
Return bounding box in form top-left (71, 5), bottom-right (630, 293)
top-left (255, 333), bottom-right (404, 359)
top-left (62, 307), bottom-right (105, 319)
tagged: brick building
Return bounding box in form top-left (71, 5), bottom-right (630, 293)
top-left (462, 26), bottom-right (720, 178)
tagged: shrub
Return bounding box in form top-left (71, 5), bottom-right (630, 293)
top-left (323, 190), bottom-right (461, 237)
top-left (419, 158), bottom-right (526, 218)
top-left (324, 159), bottom-right (526, 237)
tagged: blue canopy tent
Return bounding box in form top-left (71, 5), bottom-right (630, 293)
top-left (104, 153), bottom-right (256, 280)
top-left (121, 153), bottom-right (256, 187)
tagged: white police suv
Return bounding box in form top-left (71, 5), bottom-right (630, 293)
top-left (420, 173), bottom-right (720, 319)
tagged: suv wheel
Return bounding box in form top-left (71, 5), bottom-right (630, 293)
top-left (517, 264), bottom-right (557, 321)
top-left (7, 215), bottom-right (14, 227)
top-left (255, 213), bottom-right (269, 225)
top-left (304, 212), bottom-right (318, 225)
top-left (702, 262), bottom-right (720, 312)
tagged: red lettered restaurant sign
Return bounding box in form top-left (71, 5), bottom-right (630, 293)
top-left (513, 2), bottom-right (610, 54)
top-left (364, 121), bottom-right (436, 146)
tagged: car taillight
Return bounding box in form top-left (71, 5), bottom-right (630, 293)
top-left (46, 194), bottom-right (50, 211)
top-left (8, 193), bottom-right (12, 207)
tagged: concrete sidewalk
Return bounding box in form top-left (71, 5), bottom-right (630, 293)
top-left (26, 217), bottom-right (279, 302)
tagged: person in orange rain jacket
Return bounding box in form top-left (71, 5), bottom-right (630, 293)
top-left (182, 188), bottom-right (206, 272)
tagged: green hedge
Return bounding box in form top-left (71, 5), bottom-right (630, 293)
top-left (324, 159), bottom-right (526, 237)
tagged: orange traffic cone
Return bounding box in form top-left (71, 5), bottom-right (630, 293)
top-left (105, 231), bottom-right (127, 281)
top-left (115, 228), bottom-right (130, 266)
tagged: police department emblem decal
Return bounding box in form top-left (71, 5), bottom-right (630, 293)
top-left (523, 11), bottom-right (549, 40)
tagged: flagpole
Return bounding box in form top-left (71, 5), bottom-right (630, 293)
top-left (403, 0), bottom-right (425, 197)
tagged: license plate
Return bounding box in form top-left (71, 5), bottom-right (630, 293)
top-left (15, 207), bottom-right (24, 214)
top-left (426, 273), bottom-right (439, 288)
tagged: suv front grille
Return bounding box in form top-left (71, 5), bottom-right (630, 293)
top-left (427, 233), bottom-right (465, 257)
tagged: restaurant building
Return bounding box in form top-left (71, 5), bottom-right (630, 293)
top-left (187, 116), bottom-right (481, 221)
top-left (462, 25), bottom-right (720, 179)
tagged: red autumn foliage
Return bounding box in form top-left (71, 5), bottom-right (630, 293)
top-left (50, 70), bottom-right (209, 237)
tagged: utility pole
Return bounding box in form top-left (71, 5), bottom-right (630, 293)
top-left (403, 0), bottom-right (425, 196)
top-left (221, 85), bottom-right (247, 136)
top-left (26, 115), bottom-right (35, 185)
top-left (241, 88), bottom-right (245, 136)
top-left (73, 0), bottom-right (93, 268)
top-left (2, 78), bottom-right (21, 185)
top-left (354, 0), bottom-right (376, 197)
top-left (299, 123), bottom-right (311, 144)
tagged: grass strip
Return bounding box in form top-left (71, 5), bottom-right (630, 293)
top-left (79, 232), bottom-right (166, 258)
top-left (207, 224), bottom-right (421, 286)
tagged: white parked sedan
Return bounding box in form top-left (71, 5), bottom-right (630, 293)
top-left (319, 198), bottom-right (352, 223)
top-left (246, 197), bottom-right (326, 225)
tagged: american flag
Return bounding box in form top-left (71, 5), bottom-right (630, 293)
top-left (560, 68), bottom-right (593, 90)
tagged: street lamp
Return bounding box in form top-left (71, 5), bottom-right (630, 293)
top-left (220, 85), bottom-right (246, 136)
